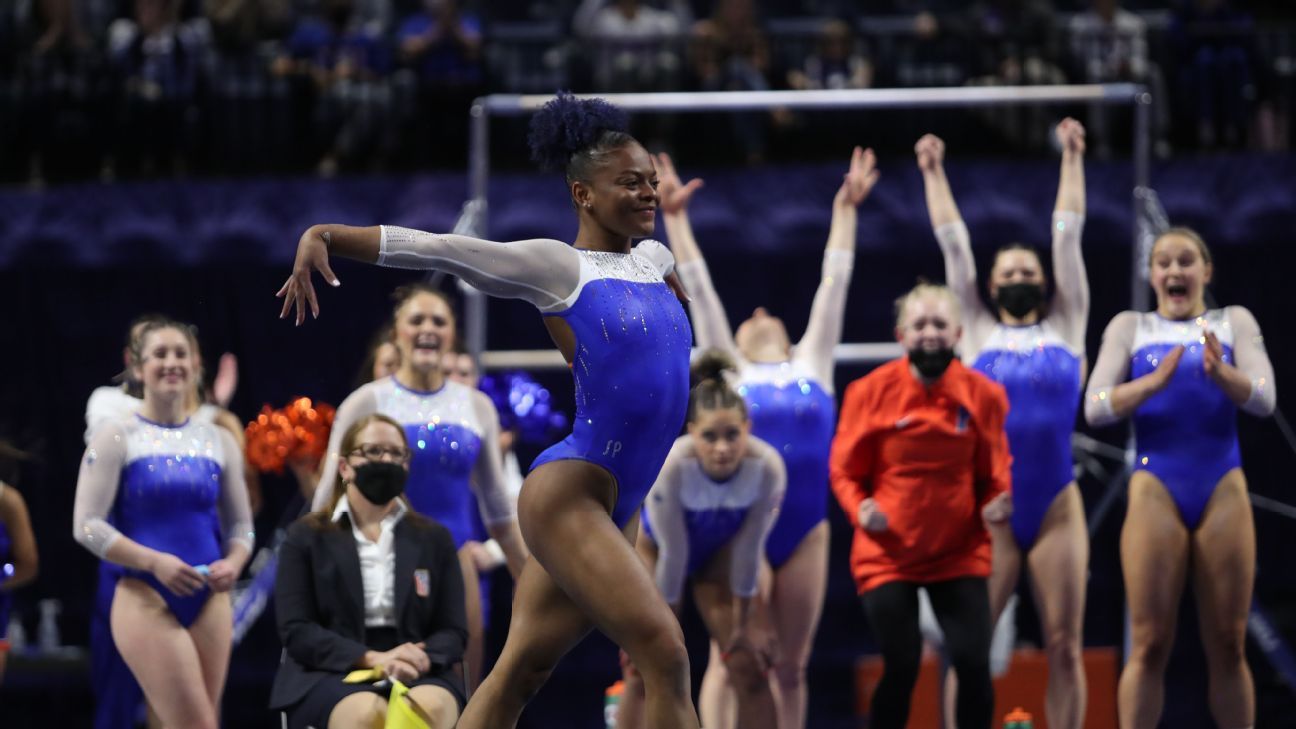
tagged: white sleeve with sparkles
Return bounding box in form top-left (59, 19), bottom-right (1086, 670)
top-left (675, 259), bottom-right (740, 359)
top-left (72, 421), bottom-right (129, 559)
top-left (469, 391), bottom-right (518, 526)
top-left (215, 428), bottom-right (255, 555)
top-left (1049, 211), bottom-right (1089, 353)
top-left (795, 250), bottom-right (854, 389)
top-left (632, 239), bottom-right (677, 278)
top-left (1084, 311), bottom-right (1137, 426)
top-left (645, 447), bottom-right (690, 605)
top-left (934, 221), bottom-right (995, 357)
top-left (1228, 306), bottom-right (1277, 416)
top-left (379, 227), bottom-right (582, 313)
top-left (727, 440), bottom-right (785, 598)
top-left (84, 386), bottom-right (139, 445)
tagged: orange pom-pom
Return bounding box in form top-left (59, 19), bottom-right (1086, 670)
top-left (245, 405), bottom-right (291, 473)
top-left (244, 398), bottom-right (336, 474)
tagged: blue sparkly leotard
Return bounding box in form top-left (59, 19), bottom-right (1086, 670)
top-left (531, 250), bottom-right (693, 526)
top-left (81, 402), bottom-right (233, 729)
top-left (737, 360), bottom-right (836, 567)
top-left (373, 378), bottom-right (484, 547)
top-left (1128, 311), bottom-right (1240, 528)
top-left (973, 321), bottom-right (1082, 548)
top-left (641, 437), bottom-right (784, 604)
top-left (110, 416), bottom-right (232, 627)
top-left (375, 228), bottom-right (691, 529)
top-left (1087, 307), bottom-right (1277, 529)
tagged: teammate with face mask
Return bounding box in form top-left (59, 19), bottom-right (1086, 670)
top-left (830, 284), bottom-right (1012, 729)
top-left (272, 413), bottom-right (468, 729)
top-left (916, 119), bottom-right (1090, 729)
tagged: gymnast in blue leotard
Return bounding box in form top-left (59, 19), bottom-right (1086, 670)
top-left (277, 93), bottom-right (701, 729)
top-left (660, 147), bottom-right (878, 729)
top-left (917, 120), bottom-right (1091, 729)
top-left (73, 318), bottom-right (253, 729)
top-left (312, 284), bottom-right (527, 691)
top-left (1086, 228), bottom-right (1275, 729)
top-left (0, 475), bottom-right (38, 685)
top-left (82, 314), bottom-right (251, 729)
top-left (617, 350), bottom-right (785, 729)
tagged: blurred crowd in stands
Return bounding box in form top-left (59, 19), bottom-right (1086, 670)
top-left (0, 0), bottom-right (1292, 182)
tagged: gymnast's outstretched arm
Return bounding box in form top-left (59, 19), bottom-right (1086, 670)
top-left (916, 134), bottom-right (996, 355)
top-left (278, 225), bottom-right (583, 324)
top-left (797, 146), bottom-right (877, 387)
top-left (652, 153), bottom-right (740, 360)
top-left (1049, 118), bottom-right (1090, 354)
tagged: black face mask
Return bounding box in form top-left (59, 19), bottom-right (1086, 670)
top-left (995, 283), bottom-right (1044, 319)
top-left (909, 347), bottom-right (956, 380)
top-left (352, 462), bottom-right (408, 505)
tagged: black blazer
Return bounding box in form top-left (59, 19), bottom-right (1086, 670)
top-left (269, 508), bottom-right (467, 710)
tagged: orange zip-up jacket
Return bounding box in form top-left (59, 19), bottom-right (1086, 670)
top-left (830, 356), bottom-right (1012, 594)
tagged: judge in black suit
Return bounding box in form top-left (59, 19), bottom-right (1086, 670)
top-left (271, 413), bottom-right (468, 729)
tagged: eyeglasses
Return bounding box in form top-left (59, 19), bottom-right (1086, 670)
top-left (348, 444), bottom-right (411, 463)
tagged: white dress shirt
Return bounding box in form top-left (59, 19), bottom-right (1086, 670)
top-left (332, 495), bottom-right (408, 628)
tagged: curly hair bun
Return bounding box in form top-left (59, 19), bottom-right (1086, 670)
top-left (527, 92), bottom-right (630, 172)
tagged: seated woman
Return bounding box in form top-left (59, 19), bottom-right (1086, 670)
top-left (271, 413), bottom-right (468, 729)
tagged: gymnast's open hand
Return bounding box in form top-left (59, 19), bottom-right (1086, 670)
top-left (277, 226), bottom-right (340, 325)
top-left (653, 152), bottom-right (704, 215)
top-left (1150, 344), bottom-right (1185, 391)
top-left (834, 146), bottom-right (880, 209)
top-left (1202, 329), bottom-right (1226, 379)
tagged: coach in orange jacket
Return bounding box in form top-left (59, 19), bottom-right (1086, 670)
top-left (830, 283), bottom-right (1011, 729)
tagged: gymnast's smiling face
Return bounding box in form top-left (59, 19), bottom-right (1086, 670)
top-left (135, 326), bottom-right (195, 402)
top-left (573, 142), bottom-right (660, 240)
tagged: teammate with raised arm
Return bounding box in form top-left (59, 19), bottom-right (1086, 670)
top-left (917, 119), bottom-right (1090, 728)
top-left (658, 147), bottom-right (877, 729)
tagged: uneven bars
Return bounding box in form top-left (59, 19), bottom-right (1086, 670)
top-left (470, 84), bottom-right (1147, 210)
top-left (464, 84), bottom-right (1150, 372)
top-left (480, 84), bottom-right (1144, 115)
